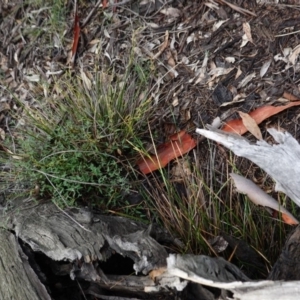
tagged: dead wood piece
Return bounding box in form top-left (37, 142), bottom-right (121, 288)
top-left (196, 127), bottom-right (300, 206)
top-left (0, 198), bottom-right (259, 299)
top-left (268, 225), bottom-right (300, 280)
top-left (97, 274), bottom-right (175, 293)
top-left (5, 200), bottom-right (168, 275)
top-left (0, 199), bottom-right (172, 296)
top-left (0, 229), bottom-right (51, 300)
top-left (92, 216), bottom-right (169, 274)
top-left (3, 198), bottom-right (300, 299)
top-left (11, 203), bottom-right (105, 262)
top-left (232, 281), bottom-right (300, 300)
top-left (165, 254), bottom-right (250, 284)
top-left (102, 227), bottom-right (168, 275)
top-left (221, 233), bottom-right (267, 278)
top-left (143, 253), bottom-right (300, 300)
top-left (184, 282), bottom-right (220, 300)
top-left (165, 253), bottom-right (300, 299)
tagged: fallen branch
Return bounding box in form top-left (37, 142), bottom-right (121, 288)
top-left (196, 126), bottom-right (300, 206)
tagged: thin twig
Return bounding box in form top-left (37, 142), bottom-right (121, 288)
top-left (31, 169), bottom-right (111, 187)
top-left (275, 29), bottom-right (300, 37)
top-left (82, 0), bottom-right (133, 28)
top-left (81, 0), bottom-right (102, 29)
top-left (44, 172), bottom-right (92, 232)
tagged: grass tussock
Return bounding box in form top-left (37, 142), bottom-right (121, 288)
top-left (2, 54), bottom-right (153, 209)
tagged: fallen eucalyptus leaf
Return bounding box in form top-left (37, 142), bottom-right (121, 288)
top-left (238, 111), bottom-right (262, 140)
top-left (289, 44), bottom-right (300, 65)
top-left (260, 59), bottom-right (272, 78)
top-left (230, 173), bottom-right (298, 225)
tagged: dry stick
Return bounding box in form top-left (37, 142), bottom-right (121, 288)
top-left (109, 0), bottom-right (133, 7)
top-left (81, 0), bottom-right (101, 29)
top-left (31, 169), bottom-right (111, 187)
top-left (275, 29), bottom-right (300, 37)
top-left (217, 0), bottom-right (256, 17)
top-left (43, 172), bottom-right (92, 232)
top-left (30, 168), bottom-right (99, 232)
top-left (81, 0), bottom-right (133, 29)
top-left (6, 117), bottom-right (16, 153)
top-left (77, 280), bottom-right (88, 300)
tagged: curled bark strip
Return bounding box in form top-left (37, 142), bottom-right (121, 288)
top-left (222, 101), bottom-right (300, 135)
top-left (137, 130), bottom-right (197, 175)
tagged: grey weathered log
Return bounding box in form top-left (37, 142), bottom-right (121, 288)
top-left (95, 274), bottom-right (186, 293)
top-left (2, 189), bottom-right (300, 299)
top-left (0, 198), bottom-right (171, 298)
top-left (0, 229), bottom-right (50, 300)
top-left (3, 198), bottom-right (168, 273)
top-left (165, 254), bottom-right (250, 283)
top-left (164, 254), bottom-right (300, 299)
top-left (230, 281), bottom-right (300, 300)
top-left (0, 196), bottom-right (252, 299)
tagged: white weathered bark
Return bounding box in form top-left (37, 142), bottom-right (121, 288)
top-left (196, 127), bottom-right (300, 206)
